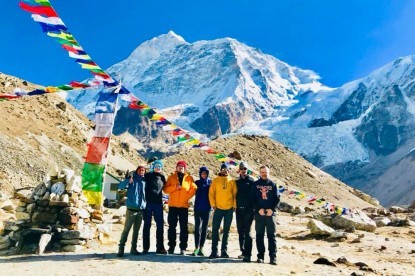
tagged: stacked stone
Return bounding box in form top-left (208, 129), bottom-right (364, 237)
top-left (0, 166), bottom-right (113, 255)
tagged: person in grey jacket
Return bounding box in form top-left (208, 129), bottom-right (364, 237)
top-left (117, 165), bottom-right (147, 257)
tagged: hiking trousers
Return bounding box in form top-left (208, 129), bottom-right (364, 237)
top-left (211, 208), bottom-right (233, 254)
top-left (194, 210), bottom-right (210, 249)
top-left (168, 207), bottom-right (189, 250)
top-left (255, 212), bottom-right (277, 260)
top-left (236, 207), bottom-right (254, 257)
top-left (143, 202), bottom-right (165, 251)
top-left (119, 209), bottom-right (143, 249)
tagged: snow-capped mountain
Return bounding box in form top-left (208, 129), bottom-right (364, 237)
top-left (67, 31), bottom-right (330, 135)
top-left (65, 32), bottom-right (415, 206)
top-left (250, 56), bottom-right (415, 206)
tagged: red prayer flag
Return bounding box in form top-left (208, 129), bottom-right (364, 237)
top-left (19, 2), bottom-right (58, 17)
top-left (70, 81), bottom-right (89, 88)
top-left (85, 137), bottom-right (110, 164)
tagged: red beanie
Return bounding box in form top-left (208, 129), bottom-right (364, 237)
top-left (176, 160), bottom-right (187, 169)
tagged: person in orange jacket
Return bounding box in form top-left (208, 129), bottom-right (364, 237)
top-left (163, 160), bottom-right (197, 255)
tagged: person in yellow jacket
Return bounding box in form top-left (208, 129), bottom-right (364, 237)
top-left (163, 160), bottom-right (197, 255)
top-left (208, 163), bottom-right (237, 259)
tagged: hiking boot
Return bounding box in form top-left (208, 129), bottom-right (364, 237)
top-left (220, 252), bottom-right (230, 258)
top-left (156, 248), bottom-right (167, 254)
top-left (117, 246), bottom-right (124, 257)
top-left (192, 249), bottom-right (200, 256)
top-left (242, 257), bottom-right (251, 262)
top-left (257, 258), bottom-right (264, 263)
top-left (130, 248), bottom-right (141, 255)
top-left (197, 248), bottom-right (205, 257)
top-left (209, 253), bottom-right (220, 259)
top-left (270, 259), bottom-right (277, 265)
top-left (168, 247), bottom-right (175, 254)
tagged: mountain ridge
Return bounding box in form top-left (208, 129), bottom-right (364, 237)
top-left (64, 32), bottom-right (415, 206)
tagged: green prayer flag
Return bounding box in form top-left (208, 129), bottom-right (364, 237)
top-left (81, 163), bottom-right (105, 192)
top-left (214, 153), bottom-right (226, 159)
top-left (57, 85), bottom-right (73, 91)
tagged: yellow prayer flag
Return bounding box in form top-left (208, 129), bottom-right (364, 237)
top-left (83, 190), bottom-right (103, 205)
top-left (45, 86), bottom-right (59, 93)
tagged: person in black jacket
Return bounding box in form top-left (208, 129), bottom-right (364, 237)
top-left (252, 165), bottom-right (280, 265)
top-left (143, 159), bottom-right (167, 254)
top-left (235, 161), bottom-right (255, 262)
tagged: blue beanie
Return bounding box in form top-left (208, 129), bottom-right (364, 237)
top-left (150, 160), bottom-right (163, 172)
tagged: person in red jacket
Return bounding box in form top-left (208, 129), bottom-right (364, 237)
top-left (163, 160), bottom-right (197, 255)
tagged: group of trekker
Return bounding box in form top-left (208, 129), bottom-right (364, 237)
top-left (117, 159), bottom-right (280, 265)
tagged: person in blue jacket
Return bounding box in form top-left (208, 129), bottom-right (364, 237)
top-left (117, 165), bottom-right (147, 257)
top-left (192, 166), bottom-right (212, 256)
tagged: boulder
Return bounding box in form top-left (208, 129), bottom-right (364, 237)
top-left (15, 189), bottom-right (32, 199)
top-left (32, 212), bottom-right (57, 224)
top-left (331, 210), bottom-right (377, 232)
top-left (389, 217), bottom-right (415, 227)
top-left (389, 206), bottom-right (407, 213)
top-left (329, 231), bottom-right (348, 239)
top-left (60, 230), bottom-right (81, 240)
top-left (79, 224), bottom-right (97, 240)
top-left (0, 236), bottom-right (11, 250)
top-left (0, 200), bottom-right (14, 211)
top-left (96, 223), bottom-right (112, 235)
top-left (307, 219), bottom-right (335, 236)
top-left (278, 202), bottom-right (293, 213)
top-left (16, 211), bottom-right (31, 221)
top-left (291, 206), bottom-right (305, 215)
top-left (26, 203), bottom-right (36, 214)
top-left (4, 221), bottom-right (19, 231)
top-left (38, 233), bottom-right (52, 254)
top-left (58, 213), bottom-right (79, 225)
top-left (373, 217), bottom-right (391, 227)
top-left (77, 208), bottom-right (90, 219)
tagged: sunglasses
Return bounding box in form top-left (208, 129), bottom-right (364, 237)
top-left (240, 168), bottom-right (247, 170)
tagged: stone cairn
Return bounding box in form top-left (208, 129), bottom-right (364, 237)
top-left (0, 166), bottom-right (114, 255)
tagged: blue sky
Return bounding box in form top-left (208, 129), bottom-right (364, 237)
top-left (2, 0), bottom-right (415, 87)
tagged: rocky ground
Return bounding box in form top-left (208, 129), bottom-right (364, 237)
top-left (1, 209), bottom-right (414, 276)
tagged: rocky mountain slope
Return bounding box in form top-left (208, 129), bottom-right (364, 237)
top-left (0, 73), bottom-right (145, 196)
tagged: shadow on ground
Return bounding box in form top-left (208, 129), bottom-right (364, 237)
top-left (0, 252), bottom-right (243, 264)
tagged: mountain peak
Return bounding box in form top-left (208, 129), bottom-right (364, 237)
top-left (127, 31), bottom-right (187, 62)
